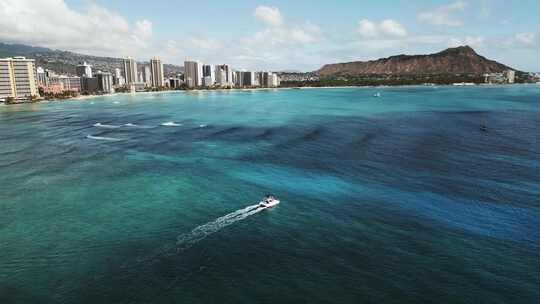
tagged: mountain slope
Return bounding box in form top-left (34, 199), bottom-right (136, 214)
top-left (318, 46), bottom-right (514, 77)
top-left (0, 43), bottom-right (183, 76)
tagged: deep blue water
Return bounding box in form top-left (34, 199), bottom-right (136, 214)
top-left (1, 86), bottom-right (539, 303)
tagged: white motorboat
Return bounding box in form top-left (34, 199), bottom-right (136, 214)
top-left (259, 195), bottom-right (280, 209)
top-left (373, 92), bottom-right (381, 97)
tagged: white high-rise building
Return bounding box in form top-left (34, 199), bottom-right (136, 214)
top-left (215, 64), bottom-right (233, 87)
top-left (184, 60), bottom-right (203, 88)
top-left (76, 62), bottom-right (93, 78)
top-left (150, 58), bottom-right (164, 88)
top-left (36, 67), bottom-right (47, 86)
top-left (0, 57), bottom-right (39, 101)
top-left (123, 57), bottom-right (138, 84)
top-left (143, 65), bottom-right (152, 86)
top-left (505, 70), bottom-right (516, 84)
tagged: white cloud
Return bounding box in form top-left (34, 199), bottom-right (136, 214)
top-left (448, 36), bottom-right (485, 48)
top-left (189, 37), bottom-right (223, 50)
top-left (247, 7), bottom-right (321, 46)
top-left (357, 19), bottom-right (407, 38)
top-left (418, 1), bottom-right (467, 27)
top-left (357, 20), bottom-right (378, 38)
top-left (245, 22), bottom-right (322, 46)
top-left (254, 6), bottom-right (283, 27)
top-left (514, 32), bottom-right (536, 46)
top-left (0, 0), bottom-right (153, 58)
top-left (379, 20), bottom-right (407, 37)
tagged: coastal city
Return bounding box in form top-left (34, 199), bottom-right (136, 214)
top-left (0, 55), bottom-right (281, 104)
top-left (2, 1), bottom-right (540, 303)
top-left (1, 47), bottom-right (539, 104)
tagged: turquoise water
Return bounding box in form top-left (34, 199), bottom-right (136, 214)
top-left (1, 86), bottom-right (539, 303)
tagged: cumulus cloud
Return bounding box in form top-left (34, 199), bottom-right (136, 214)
top-left (357, 19), bottom-right (407, 38)
top-left (254, 6), bottom-right (283, 27)
top-left (0, 0), bottom-right (153, 58)
top-left (418, 1), bottom-right (467, 27)
top-left (247, 6), bottom-right (321, 46)
top-left (514, 32), bottom-right (536, 47)
top-left (448, 36), bottom-right (485, 48)
top-left (357, 20), bottom-right (378, 38)
top-left (189, 37), bottom-right (223, 50)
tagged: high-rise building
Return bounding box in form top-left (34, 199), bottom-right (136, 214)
top-left (36, 67), bottom-right (47, 86)
top-left (96, 71), bottom-right (113, 93)
top-left (58, 76), bottom-right (81, 92)
top-left (142, 65), bottom-right (152, 86)
top-left (113, 68), bottom-right (124, 86)
top-left (271, 73), bottom-right (280, 87)
top-left (0, 57), bottom-right (39, 100)
top-left (150, 58), bottom-right (164, 88)
top-left (234, 71), bottom-right (244, 87)
top-left (184, 60), bottom-right (203, 88)
top-left (76, 62), bottom-right (93, 78)
top-left (202, 64), bottom-right (215, 87)
top-left (81, 77), bottom-right (99, 93)
top-left (506, 70), bottom-right (516, 84)
top-left (123, 57), bottom-right (138, 84)
top-left (242, 71), bottom-right (255, 87)
top-left (215, 64), bottom-right (232, 87)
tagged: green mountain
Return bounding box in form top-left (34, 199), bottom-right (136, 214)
top-left (0, 42), bottom-right (183, 76)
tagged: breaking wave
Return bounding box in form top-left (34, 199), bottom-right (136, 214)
top-left (161, 122), bottom-right (181, 127)
top-left (94, 123), bottom-right (121, 129)
top-left (86, 135), bottom-right (124, 141)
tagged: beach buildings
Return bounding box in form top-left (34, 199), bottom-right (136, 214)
top-left (123, 57), bottom-right (138, 85)
top-left (506, 70), bottom-right (516, 84)
top-left (184, 60), bottom-right (203, 88)
top-left (150, 58), bottom-right (164, 88)
top-left (0, 57), bottom-right (39, 101)
top-left (215, 64), bottom-right (233, 87)
top-left (202, 64), bottom-right (215, 87)
top-left (96, 71), bottom-right (113, 93)
top-left (76, 62), bottom-right (93, 78)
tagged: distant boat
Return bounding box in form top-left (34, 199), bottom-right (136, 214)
top-left (373, 92), bottom-right (381, 97)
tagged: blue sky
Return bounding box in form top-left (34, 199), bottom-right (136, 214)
top-left (1, 0), bottom-right (539, 71)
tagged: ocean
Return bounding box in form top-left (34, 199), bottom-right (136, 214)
top-left (1, 86), bottom-right (539, 303)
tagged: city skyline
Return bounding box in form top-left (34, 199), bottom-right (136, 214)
top-left (0, 1), bottom-right (539, 72)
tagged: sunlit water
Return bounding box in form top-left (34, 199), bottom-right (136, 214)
top-left (1, 86), bottom-right (539, 303)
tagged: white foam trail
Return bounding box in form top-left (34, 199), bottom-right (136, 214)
top-left (135, 203), bottom-right (265, 265)
top-left (161, 121), bottom-right (181, 127)
top-left (199, 124), bottom-right (207, 128)
top-left (86, 135), bottom-right (124, 141)
top-left (175, 204), bottom-right (263, 251)
top-left (94, 123), bottom-right (121, 129)
top-left (113, 101), bottom-right (120, 104)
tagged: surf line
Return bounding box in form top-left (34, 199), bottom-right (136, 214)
top-left (136, 203), bottom-right (263, 265)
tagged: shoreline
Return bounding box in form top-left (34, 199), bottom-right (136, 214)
top-left (3, 82), bottom-right (537, 105)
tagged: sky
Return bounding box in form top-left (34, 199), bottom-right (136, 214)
top-left (0, 0), bottom-right (538, 71)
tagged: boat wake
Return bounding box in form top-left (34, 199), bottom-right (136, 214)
top-left (176, 204), bottom-right (263, 250)
top-left (136, 203), bottom-right (264, 265)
